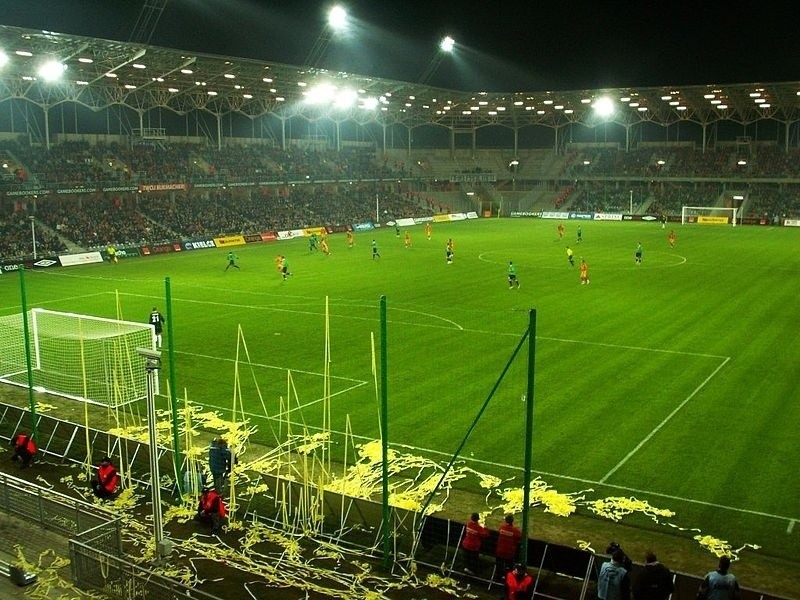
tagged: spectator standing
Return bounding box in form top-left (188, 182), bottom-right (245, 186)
top-left (495, 515), bottom-right (523, 580)
top-left (208, 438), bottom-right (232, 494)
top-left (91, 456), bottom-right (119, 499)
top-left (597, 548), bottom-right (631, 600)
top-left (505, 563), bottom-right (534, 600)
top-left (697, 556), bottom-right (741, 600)
top-left (632, 552), bottom-right (674, 600)
top-left (10, 432), bottom-right (37, 468)
top-left (461, 512), bottom-right (489, 575)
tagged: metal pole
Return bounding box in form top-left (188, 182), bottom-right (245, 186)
top-left (165, 277), bottom-right (182, 495)
top-left (19, 267), bottom-right (38, 443)
top-left (380, 295), bottom-right (391, 568)
top-left (520, 308), bottom-right (537, 567)
top-left (629, 190), bottom-right (633, 215)
top-left (140, 349), bottom-right (167, 562)
top-left (29, 216), bottom-right (37, 260)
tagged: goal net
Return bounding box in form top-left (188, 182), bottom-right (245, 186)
top-left (681, 206), bottom-right (738, 226)
top-left (0, 308), bottom-right (157, 407)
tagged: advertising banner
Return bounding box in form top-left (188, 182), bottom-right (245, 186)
top-left (509, 211), bottom-right (540, 218)
top-left (213, 235), bottom-right (247, 247)
top-left (593, 213), bottom-right (624, 221)
top-left (59, 251), bottom-right (104, 267)
top-left (183, 240), bottom-right (217, 250)
top-left (541, 211), bottom-right (570, 220)
top-left (138, 183), bottom-right (188, 192)
top-left (277, 229), bottom-right (305, 240)
top-left (697, 216), bottom-right (729, 225)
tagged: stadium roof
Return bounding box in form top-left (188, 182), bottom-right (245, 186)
top-left (1, 25), bottom-right (800, 132)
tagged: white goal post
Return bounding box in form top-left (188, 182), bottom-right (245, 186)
top-left (0, 308), bottom-right (158, 407)
top-left (681, 205), bottom-right (739, 226)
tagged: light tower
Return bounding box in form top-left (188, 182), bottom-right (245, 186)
top-left (304, 4), bottom-right (349, 68)
top-left (417, 35), bottom-right (455, 84)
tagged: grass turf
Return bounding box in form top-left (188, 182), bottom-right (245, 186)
top-left (1, 217), bottom-right (798, 562)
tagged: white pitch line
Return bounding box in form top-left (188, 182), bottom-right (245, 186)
top-left (0, 291), bottom-right (110, 313)
top-left (176, 349), bottom-right (367, 383)
top-left (599, 356), bottom-right (731, 483)
top-left (191, 399), bottom-right (799, 526)
top-left (538, 335), bottom-right (729, 359)
top-left (125, 292), bottom-right (726, 359)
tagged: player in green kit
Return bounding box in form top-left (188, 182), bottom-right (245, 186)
top-left (225, 251), bottom-right (240, 270)
top-left (507, 261), bottom-right (520, 289)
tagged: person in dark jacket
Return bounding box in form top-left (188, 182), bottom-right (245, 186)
top-left (633, 552), bottom-right (674, 600)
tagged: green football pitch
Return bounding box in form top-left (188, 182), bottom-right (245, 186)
top-left (1, 218), bottom-right (798, 562)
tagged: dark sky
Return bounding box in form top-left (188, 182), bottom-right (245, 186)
top-left (2, 0), bottom-right (798, 91)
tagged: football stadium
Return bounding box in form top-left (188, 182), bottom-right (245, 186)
top-left (0, 8), bottom-right (799, 600)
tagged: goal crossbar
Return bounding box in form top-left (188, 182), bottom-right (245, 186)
top-left (0, 308), bottom-right (157, 406)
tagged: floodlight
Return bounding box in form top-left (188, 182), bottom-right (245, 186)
top-left (334, 88), bottom-right (358, 109)
top-left (305, 83), bottom-right (336, 105)
top-left (0, 51), bottom-right (8, 68)
top-left (38, 59), bottom-right (66, 82)
top-left (440, 36), bottom-right (455, 53)
top-left (360, 96), bottom-right (379, 110)
top-left (592, 96), bottom-right (614, 118)
top-left (328, 5), bottom-right (348, 30)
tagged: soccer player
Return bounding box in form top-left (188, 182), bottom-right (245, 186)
top-left (445, 244), bottom-right (453, 264)
top-left (668, 229), bottom-right (676, 248)
top-left (566, 246), bottom-right (575, 267)
top-left (309, 233), bottom-right (318, 252)
top-left (507, 261), bottom-right (520, 289)
top-left (148, 306), bottom-right (165, 348)
top-left (320, 238), bottom-right (330, 255)
top-left (346, 230), bottom-right (354, 248)
top-left (447, 238), bottom-right (455, 254)
top-left (557, 223), bottom-right (565, 239)
top-left (371, 240), bottom-right (380, 259)
top-left (576, 226), bottom-right (583, 243)
top-left (404, 231), bottom-right (412, 248)
top-left (425, 222), bottom-right (432, 240)
top-left (395, 224), bottom-right (400, 238)
top-left (225, 251), bottom-right (240, 270)
top-left (280, 256), bottom-right (292, 280)
top-left (107, 245), bottom-right (118, 264)
top-left (635, 242), bottom-right (643, 264)
top-left (580, 258), bottom-right (589, 284)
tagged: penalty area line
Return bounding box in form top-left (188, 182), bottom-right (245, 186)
top-left (600, 356), bottom-right (731, 484)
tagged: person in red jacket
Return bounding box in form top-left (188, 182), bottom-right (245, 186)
top-left (10, 432), bottom-right (37, 468)
top-left (505, 563), bottom-right (534, 600)
top-left (461, 512), bottom-right (489, 575)
top-left (195, 487), bottom-right (227, 535)
top-left (92, 456), bottom-right (119, 498)
top-left (495, 515), bottom-right (523, 580)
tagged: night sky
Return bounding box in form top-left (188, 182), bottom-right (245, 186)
top-left (2, 0), bottom-right (798, 91)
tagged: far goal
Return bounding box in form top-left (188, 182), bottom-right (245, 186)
top-left (681, 206), bottom-right (738, 226)
top-left (0, 308), bottom-right (158, 407)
